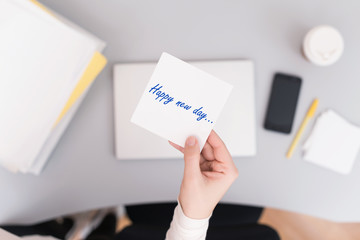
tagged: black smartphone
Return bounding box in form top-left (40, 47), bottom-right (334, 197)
top-left (264, 73), bottom-right (302, 134)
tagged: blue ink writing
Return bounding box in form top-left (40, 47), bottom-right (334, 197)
top-left (175, 101), bottom-right (192, 110)
top-left (193, 107), bottom-right (207, 121)
top-left (149, 84), bottom-right (174, 104)
top-left (147, 83), bottom-right (214, 124)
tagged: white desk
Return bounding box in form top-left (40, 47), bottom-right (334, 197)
top-left (1, 0), bottom-right (360, 224)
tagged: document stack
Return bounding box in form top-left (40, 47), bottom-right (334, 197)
top-left (0, 0), bottom-right (107, 175)
top-left (303, 110), bottom-right (360, 175)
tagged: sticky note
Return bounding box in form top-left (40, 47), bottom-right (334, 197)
top-left (131, 52), bottom-right (233, 150)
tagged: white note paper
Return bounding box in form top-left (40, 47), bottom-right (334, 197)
top-left (131, 53), bottom-right (233, 150)
top-left (303, 110), bottom-right (360, 174)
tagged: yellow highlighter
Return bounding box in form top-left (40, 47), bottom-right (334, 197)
top-left (286, 98), bottom-right (319, 159)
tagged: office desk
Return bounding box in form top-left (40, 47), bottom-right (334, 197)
top-left (1, 0), bottom-right (360, 224)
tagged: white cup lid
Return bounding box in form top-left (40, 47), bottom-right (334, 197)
top-left (303, 25), bottom-right (344, 66)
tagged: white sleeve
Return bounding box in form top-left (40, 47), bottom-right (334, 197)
top-left (165, 203), bottom-right (211, 240)
top-left (0, 229), bottom-right (57, 240)
top-left (22, 236), bottom-right (58, 240)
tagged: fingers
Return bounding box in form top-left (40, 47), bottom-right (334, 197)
top-left (170, 131), bottom-right (236, 178)
top-left (207, 130), bottom-right (232, 164)
top-left (201, 142), bottom-right (215, 160)
top-left (183, 136), bottom-right (201, 177)
top-left (168, 141), bottom-right (184, 153)
top-left (200, 160), bottom-right (225, 173)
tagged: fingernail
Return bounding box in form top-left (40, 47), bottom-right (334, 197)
top-left (186, 136), bottom-right (196, 146)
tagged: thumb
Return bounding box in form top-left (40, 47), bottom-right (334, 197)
top-left (183, 136), bottom-right (201, 178)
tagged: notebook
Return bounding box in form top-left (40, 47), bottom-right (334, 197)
top-left (114, 60), bottom-right (256, 159)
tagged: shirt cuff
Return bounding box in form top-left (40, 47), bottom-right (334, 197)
top-left (176, 201), bottom-right (211, 229)
top-left (165, 201), bottom-right (211, 240)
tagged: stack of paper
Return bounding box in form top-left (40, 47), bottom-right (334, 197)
top-left (303, 110), bottom-right (360, 174)
top-left (0, 0), bottom-right (107, 175)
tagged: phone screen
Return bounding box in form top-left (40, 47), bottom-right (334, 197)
top-left (264, 73), bottom-right (302, 134)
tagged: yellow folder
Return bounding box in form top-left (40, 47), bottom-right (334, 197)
top-left (29, 0), bottom-right (54, 15)
top-left (30, 0), bottom-right (107, 126)
top-left (54, 52), bottom-right (107, 125)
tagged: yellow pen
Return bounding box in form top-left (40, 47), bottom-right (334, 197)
top-left (286, 98), bottom-right (319, 159)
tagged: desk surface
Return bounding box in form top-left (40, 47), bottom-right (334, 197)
top-left (1, 0), bottom-right (360, 224)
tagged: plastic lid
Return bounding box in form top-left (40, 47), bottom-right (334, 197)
top-left (303, 25), bottom-right (344, 66)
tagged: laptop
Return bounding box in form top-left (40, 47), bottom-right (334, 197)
top-left (114, 60), bottom-right (256, 159)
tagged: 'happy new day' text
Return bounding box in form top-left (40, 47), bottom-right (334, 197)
top-left (148, 83), bottom-right (213, 123)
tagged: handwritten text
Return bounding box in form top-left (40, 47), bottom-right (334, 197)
top-left (148, 83), bottom-right (214, 124)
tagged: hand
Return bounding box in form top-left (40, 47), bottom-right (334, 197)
top-left (169, 130), bottom-right (238, 219)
